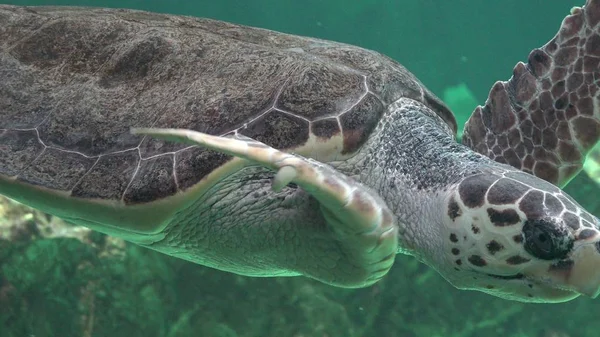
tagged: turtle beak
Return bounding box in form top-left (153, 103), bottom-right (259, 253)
top-left (545, 239), bottom-right (600, 298)
top-left (562, 242), bottom-right (600, 298)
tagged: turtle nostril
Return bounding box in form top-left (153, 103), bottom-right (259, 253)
top-left (595, 241), bottom-right (600, 254)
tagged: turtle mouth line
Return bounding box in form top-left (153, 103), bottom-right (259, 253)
top-left (487, 273), bottom-right (525, 280)
top-left (486, 273), bottom-right (580, 297)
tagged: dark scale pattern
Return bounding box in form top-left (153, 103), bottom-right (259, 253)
top-left (505, 171), bottom-right (560, 193)
top-left (486, 240), bottom-right (504, 255)
top-left (519, 190), bottom-right (546, 219)
top-left (578, 228), bottom-right (596, 240)
top-left (458, 173), bottom-right (497, 208)
top-left (240, 110), bottom-right (310, 150)
top-left (486, 178), bottom-right (530, 204)
top-left (543, 194), bottom-right (564, 216)
top-left (462, 1), bottom-right (600, 187)
top-left (563, 212), bottom-right (581, 230)
top-left (340, 93), bottom-right (385, 154)
top-left (1, 5), bottom-right (418, 202)
top-left (175, 147), bottom-right (232, 191)
top-left (0, 129), bottom-right (45, 177)
top-left (36, 83), bottom-right (152, 156)
top-left (582, 219), bottom-right (596, 229)
top-left (447, 196), bottom-right (461, 221)
top-left (137, 63), bottom-right (284, 157)
top-left (487, 208), bottom-right (521, 226)
top-left (123, 155), bottom-right (177, 204)
top-left (580, 211), bottom-right (597, 224)
top-left (311, 118), bottom-right (341, 139)
top-left (468, 255), bottom-right (487, 267)
top-left (301, 43), bottom-right (457, 133)
top-left (17, 148), bottom-right (96, 191)
top-left (506, 255), bottom-right (530, 265)
top-left (277, 63), bottom-right (364, 119)
top-left (71, 150), bottom-right (139, 199)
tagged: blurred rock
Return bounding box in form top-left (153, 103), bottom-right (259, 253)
top-left (539, 328), bottom-right (571, 337)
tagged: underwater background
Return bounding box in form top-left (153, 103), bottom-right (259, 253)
top-left (0, 0), bottom-right (599, 336)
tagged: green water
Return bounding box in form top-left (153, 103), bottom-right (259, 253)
top-left (0, 1), bottom-right (598, 336)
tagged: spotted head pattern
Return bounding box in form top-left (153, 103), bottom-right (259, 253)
top-left (443, 170), bottom-right (600, 302)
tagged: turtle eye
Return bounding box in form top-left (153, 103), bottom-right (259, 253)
top-left (522, 219), bottom-right (573, 260)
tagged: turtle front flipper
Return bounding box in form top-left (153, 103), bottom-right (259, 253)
top-left (462, 0), bottom-right (600, 187)
top-left (132, 127), bottom-right (398, 287)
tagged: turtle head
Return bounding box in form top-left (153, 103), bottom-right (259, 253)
top-left (438, 170), bottom-right (600, 303)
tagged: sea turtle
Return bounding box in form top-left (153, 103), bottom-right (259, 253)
top-left (0, 1), bottom-right (599, 303)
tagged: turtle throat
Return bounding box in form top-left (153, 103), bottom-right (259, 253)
top-left (351, 98), bottom-right (492, 262)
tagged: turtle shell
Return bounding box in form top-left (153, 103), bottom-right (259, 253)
top-left (0, 5), bottom-right (455, 207)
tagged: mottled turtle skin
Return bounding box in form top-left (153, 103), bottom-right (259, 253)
top-left (1, 1), bottom-right (600, 303)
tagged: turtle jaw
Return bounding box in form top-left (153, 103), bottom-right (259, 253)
top-left (492, 242), bottom-right (600, 301)
top-left (445, 263), bottom-right (582, 303)
top-left (434, 167), bottom-right (600, 302)
top-left (510, 218), bottom-right (600, 300)
top-left (443, 220), bottom-right (600, 302)
top-left (535, 239), bottom-right (600, 299)
top-left (430, 258), bottom-right (582, 303)
top-left (481, 273), bottom-right (581, 303)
